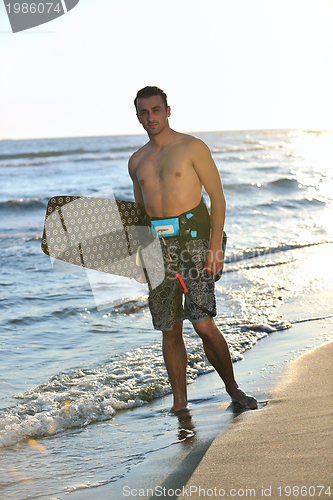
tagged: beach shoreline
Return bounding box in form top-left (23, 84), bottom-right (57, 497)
top-left (67, 280), bottom-right (333, 500)
top-left (178, 339), bottom-right (333, 499)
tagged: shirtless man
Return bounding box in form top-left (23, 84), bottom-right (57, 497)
top-left (129, 86), bottom-right (257, 412)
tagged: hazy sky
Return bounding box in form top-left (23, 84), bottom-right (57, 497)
top-left (0, 0), bottom-right (332, 139)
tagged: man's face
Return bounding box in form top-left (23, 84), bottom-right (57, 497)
top-left (136, 95), bottom-right (170, 136)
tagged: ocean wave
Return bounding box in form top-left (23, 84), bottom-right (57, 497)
top-left (110, 295), bottom-right (149, 314)
top-left (224, 177), bottom-right (301, 192)
top-left (253, 197), bottom-right (328, 212)
top-left (0, 197), bottom-right (48, 211)
top-left (212, 145), bottom-right (267, 154)
top-left (0, 145), bottom-right (138, 162)
top-left (0, 152), bottom-right (132, 168)
top-left (253, 165), bottom-right (282, 171)
top-left (0, 148), bottom-right (91, 160)
top-left (223, 181), bottom-right (259, 191)
top-left (225, 240), bottom-right (332, 265)
top-left (0, 345), bottom-right (175, 448)
top-left (0, 318), bottom-right (288, 448)
top-left (293, 197), bottom-right (327, 206)
top-left (0, 193), bottom-right (133, 211)
top-left (267, 177), bottom-right (299, 189)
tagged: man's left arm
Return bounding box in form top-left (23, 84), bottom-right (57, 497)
top-left (191, 138), bottom-right (226, 276)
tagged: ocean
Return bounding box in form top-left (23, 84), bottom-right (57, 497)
top-left (0, 129), bottom-right (333, 499)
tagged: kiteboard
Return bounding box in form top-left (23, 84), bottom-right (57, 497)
top-left (41, 196), bottom-right (154, 279)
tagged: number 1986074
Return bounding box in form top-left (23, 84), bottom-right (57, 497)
top-left (6, 3), bottom-right (62, 14)
top-left (277, 486), bottom-right (331, 497)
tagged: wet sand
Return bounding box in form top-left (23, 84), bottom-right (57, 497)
top-left (178, 340), bottom-right (333, 499)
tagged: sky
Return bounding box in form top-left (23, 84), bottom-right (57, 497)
top-left (0, 0), bottom-right (332, 139)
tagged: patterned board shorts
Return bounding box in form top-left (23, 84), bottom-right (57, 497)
top-left (147, 238), bottom-right (216, 331)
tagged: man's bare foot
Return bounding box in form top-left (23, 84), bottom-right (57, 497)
top-left (229, 388), bottom-right (258, 409)
top-left (169, 402), bottom-right (188, 413)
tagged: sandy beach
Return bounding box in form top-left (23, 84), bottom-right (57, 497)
top-left (178, 341), bottom-right (333, 499)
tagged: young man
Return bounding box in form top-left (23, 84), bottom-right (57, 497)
top-left (129, 86), bottom-right (257, 412)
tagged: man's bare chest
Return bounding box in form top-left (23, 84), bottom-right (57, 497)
top-left (136, 149), bottom-right (193, 185)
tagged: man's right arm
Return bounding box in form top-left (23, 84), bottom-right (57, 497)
top-left (128, 154), bottom-right (144, 205)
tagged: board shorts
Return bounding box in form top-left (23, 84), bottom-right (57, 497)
top-left (147, 237), bottom-right (216, 331)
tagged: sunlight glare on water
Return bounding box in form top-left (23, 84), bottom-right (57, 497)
top-left (287, 131), bottom-right (333, 240)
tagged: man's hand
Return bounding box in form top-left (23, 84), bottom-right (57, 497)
top-left (204, 245), bottom-right (224, 277)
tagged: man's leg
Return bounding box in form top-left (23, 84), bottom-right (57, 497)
top-left (193, 317), bottom-right (257, 409)
top-left (162, 321), bottom-right (188, 412)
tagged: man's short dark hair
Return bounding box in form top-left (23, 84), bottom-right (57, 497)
top-left (134, 86), bottom-right (168, 112)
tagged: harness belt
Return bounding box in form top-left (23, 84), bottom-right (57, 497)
top-left (145, 198), bottom-right (211, 240)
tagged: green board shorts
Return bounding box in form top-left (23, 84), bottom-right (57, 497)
top-left (147, 238), bottom-right (216, 331)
